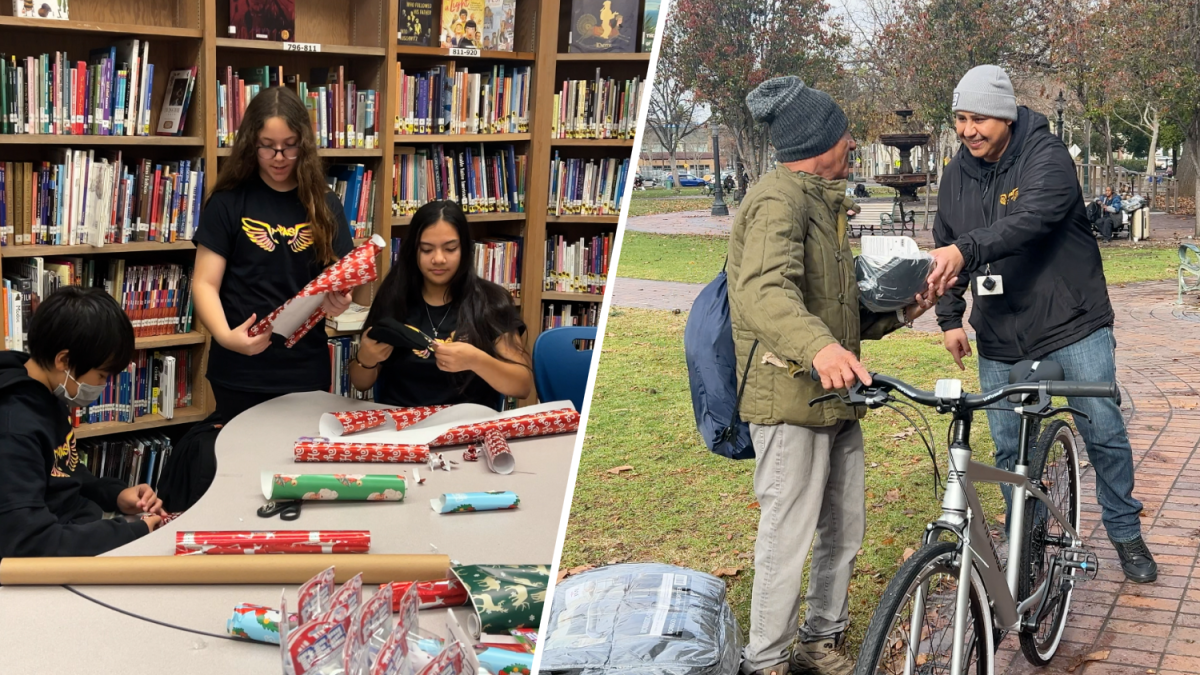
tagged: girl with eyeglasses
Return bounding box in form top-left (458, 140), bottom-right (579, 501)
top-left (192, 87), bottom-right (355, 423)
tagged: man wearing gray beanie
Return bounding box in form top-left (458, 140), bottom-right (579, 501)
top-left (727, 75), bottom-right (932, 675)
top-left (928, 64), bottom-right (1157, 585)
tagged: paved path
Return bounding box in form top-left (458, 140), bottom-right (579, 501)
top-left (611, 275), bottom-right (1200, 675)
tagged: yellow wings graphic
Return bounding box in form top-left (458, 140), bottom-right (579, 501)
top-left (241, 219), bottom-right (315, 253)
top-left (288, 222), bottom-right (314, 252)
top-left (242, 218), bottom-right (277, 252)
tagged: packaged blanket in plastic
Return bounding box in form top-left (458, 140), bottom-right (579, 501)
top-left (538, 563), bottom-right (741, 675)
top-left (855, 235), bottom-right (934, 313)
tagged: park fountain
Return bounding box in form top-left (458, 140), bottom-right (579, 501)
top-left (874, 109), bottom-right (930, 202)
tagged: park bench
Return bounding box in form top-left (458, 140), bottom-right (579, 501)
top-left (1180, 243), bottom-right (1200, 305)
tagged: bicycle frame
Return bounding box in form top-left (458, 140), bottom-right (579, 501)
top-left (906, 412), bottom-right (1081, 675)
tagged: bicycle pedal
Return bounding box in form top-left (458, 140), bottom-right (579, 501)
top-left (1060, 547), bottom-right (1099, 581)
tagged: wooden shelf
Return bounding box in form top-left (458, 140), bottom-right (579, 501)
top-left (216, 37), bottom-right (386, 57)
top-left (396, 44), bottom-right (536, 61)
top-left (392, 212), bottom-right (527, 226)
top-left (326, 326), bottom-right (363, 337)
top-left (394, 133), bottom-right (531, 144)
top-left (0, 135), bottom-right (204, 147)
top-left (542, 291), bottom-right (604, 302)
top-left (74, 406), bottom-right (208, 440)
top-left (545, 215), bottom-right (621, 224)
top-left (556, 52), bottom-right (652, 62)
top-left (550, 138), bottom-right (636, 147)
top-left (0, 16), bottom-right (202, 39)
top-left (1, 241), bottom-right (196, 258)
top-left (216, 147), bottom-right (383, 158)
top-left (135, 332), bottom-right (207, 350)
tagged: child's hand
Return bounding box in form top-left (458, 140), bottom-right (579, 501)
top-left (356, 328), bottom-right (394, 368)
top-left (322, 291), bottom-right (353, 317)
top-left (223, 313), bottom-right (271, 356)
top-left (431, 340), bottom-right (481, 373)
top-left (118, 484), bottom-right (164, 516)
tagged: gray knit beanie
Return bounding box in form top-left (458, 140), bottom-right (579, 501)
top-left (952, 65), bottom-right (1017, 120)
top-left (746, 76), bottom-right (848, 162)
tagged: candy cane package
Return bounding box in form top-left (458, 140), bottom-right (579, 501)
top-left (251, 235), bottom-right (386, 347)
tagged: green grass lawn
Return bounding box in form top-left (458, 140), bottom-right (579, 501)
top-left (1100, 245), bottom-right (1182, 285)
top-left (561, 308), bottom-right (1005, 655)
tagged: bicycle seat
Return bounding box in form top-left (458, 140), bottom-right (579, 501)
top-left (1008, 359), bottom-right (1064, 403)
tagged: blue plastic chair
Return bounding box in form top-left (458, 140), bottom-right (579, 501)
top-left (532, 326), bottom-right (597, 411)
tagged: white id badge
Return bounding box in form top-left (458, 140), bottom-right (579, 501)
top-left (976, 275), bottom-right (1004, 295)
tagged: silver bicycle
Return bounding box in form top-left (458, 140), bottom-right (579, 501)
top-left (811, 362), bottom-right (1113, 675)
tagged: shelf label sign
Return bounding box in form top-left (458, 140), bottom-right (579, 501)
top-left (284, 42), bottom-right (322, 53)
top-left (449, 47), bottom-right (481, 57)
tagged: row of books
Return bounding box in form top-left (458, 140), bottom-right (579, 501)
top-left (551, 73), bottom-right (643, 140)
top-left (73, 348), bottom-right (193, 426)
top-left (475, 237), bottom-right (522, 299)
top-left (543, 302), bottom-right (601, 330)
top-left (218, 66), bottom-right (380, 149)
top-left (547, 154), bottom-right (629, 216)
top-left (78, 433), bottom-right (174, 494)
top-left (394, 64), bottom-right (530, 136)
top-left (0, 41), bottom-right (194, 137)
top-left (328, 335), bottom-right (371, 400)
top-left (392, 144), bottom-right (526, 215)
top-left (544, 233), bottom-right (613, 294)
top-left (326, 164), bottom-right (376, 239)
top-left (0, 154), bottom-right (206, 247)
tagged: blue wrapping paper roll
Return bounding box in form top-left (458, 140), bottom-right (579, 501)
top-left (227, 603), bottom-right (296, 644)
top-left (430, 491), bottom-right (520, 514)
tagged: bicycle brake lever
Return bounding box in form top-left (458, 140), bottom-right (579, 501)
top-left (1048, 406), bottom-right (1091, 422)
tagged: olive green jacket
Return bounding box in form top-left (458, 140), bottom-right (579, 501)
top-left (727, 165), bottom-right (904, 427)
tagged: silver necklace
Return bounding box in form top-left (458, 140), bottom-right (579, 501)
top-left (425, 301), bottom-right (452, 339)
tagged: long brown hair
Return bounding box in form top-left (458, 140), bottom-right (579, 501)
top-left (207, 86), bottom-right (338, 265)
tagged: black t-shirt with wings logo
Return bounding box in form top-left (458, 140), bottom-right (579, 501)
top-left (195, 173), bottom-right (353, 394)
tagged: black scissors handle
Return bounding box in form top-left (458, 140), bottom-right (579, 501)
top-left (258, 499), bottom-right (302, 521)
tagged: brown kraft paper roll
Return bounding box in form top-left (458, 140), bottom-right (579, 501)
top-left (0, 554), bottom-right (450, 586)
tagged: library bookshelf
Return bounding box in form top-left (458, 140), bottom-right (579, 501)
top-left (0, 0), bottom-right (648, 433)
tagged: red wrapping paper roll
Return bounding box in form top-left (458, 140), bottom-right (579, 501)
top-left (331, 406), bottom-right (450, 436)
top-left (428, 408), bottom-right (580, 448)
top-left (382, 578), bottom-right (469, 612)
top-left (294, 441), bottom-right (430, 463)
top-left (387, 405), bottom-right (450, 430)
top-left (175, 531), bottom-right (371, 555)
top-left (483, 429), bottom-right (514, 475)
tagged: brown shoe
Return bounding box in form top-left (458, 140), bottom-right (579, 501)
top-left (789, 634), bottom-right (855, 675)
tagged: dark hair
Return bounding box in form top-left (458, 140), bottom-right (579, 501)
top-left (465, 20), bottom-right (477, 29)
top-left (207, 86), bottom-right (339, 265)
top-left (28, 287), bottom-right (135, 376)
top-left (364, 201), bottom-right (528, 387)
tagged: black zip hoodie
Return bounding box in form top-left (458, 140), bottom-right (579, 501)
top-left (933, 106), bottom-right (1114, 362)
top-left (0, 351), bottom-right (149, 559)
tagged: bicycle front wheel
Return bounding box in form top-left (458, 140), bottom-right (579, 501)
top-left (1018, 420), bottom-right (1081, 665)
top-left (854, 541), bottom-right (994, 675)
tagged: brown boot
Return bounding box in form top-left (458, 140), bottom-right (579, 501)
top-left (789, 634), bottom-right (855, 675)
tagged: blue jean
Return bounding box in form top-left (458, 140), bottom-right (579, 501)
top-left (977, 326), bottom-right (1143, 542)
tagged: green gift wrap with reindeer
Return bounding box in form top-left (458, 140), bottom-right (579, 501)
top-left (451, 564), bottom-right (550, 637)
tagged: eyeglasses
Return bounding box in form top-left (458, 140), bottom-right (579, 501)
top-left (257, 145), bottom-right (300, 160)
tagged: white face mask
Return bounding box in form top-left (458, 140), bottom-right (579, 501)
top-left (53, 369), bottom-right (105, 408)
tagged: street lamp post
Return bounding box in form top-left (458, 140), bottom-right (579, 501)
top-left (710, 128), bottom-right (728, 216)
top-left (1055, 90), bottom-right (1065, 140)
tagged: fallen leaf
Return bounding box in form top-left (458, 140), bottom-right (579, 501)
top-left (901, 547), bottom-right (916, 562)
top-left (1066, 650), bottom-right (1110, 673)
top-left (606, 465), bottom-right (634, 474)
top-left (712, 567), bottom-right (741, 577)
top-left (915, 654), bottom-right (928, 666)
top-left (891, 427), bottom-right (917, 440)
top-left (882, 536), bottom-right (895, 546)
top-left (885, 489), bottom-right (902, 503)
top-left (747, 501), bottom-right (760, 509)
top-left (727, 533), bottom-right (735, 541)
top-left (557, 565), bottom-right (595, 582)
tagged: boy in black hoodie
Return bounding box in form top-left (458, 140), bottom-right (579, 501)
top-left (0, 286), bottom-right (164, 558)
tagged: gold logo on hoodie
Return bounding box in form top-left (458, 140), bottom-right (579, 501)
top-left (999, 187), bottom-right (1019, 205)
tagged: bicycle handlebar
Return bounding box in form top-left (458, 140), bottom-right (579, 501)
top-left (809, 367), bottom-right (1117, 409)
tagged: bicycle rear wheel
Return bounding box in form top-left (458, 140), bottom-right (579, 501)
top-left (1018, 420), bottom-right (1081, 665)
top-left (854, 541), bottom-right (994, 675)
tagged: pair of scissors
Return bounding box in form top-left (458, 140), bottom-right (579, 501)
top-left (257, 499), bottom-right (302, 521)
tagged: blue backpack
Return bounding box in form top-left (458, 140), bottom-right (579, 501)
top-left (684, 267), bottom-right (759, 460)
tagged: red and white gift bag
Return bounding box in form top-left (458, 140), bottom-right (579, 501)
top-left (249, 235), bottom-right (386, 347)
top-left (175, 530), bottom-right (371, 555)
top-left (294, 440), bottom-right (431, 463)
top-left (331, 406), bottom-right (449, 436)
top-left (428, 408), bottom-right (580, 447)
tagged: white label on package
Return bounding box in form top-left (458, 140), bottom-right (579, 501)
top-left (861, 235), bottom-right (920, 257)
top-left (647, 573), bottom-right (689, 636)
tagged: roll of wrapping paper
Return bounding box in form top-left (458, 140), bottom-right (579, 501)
top-left (382, 578), bottom-right (470, 612)
top-left (0, 554), bottom-right (450, 585)
top-left (249, 235), bottom-right (385, 347)
top-left (293, 440), bottom-right (431, 463)
top-left (428, 408), bottom-right (580, 447)
top-left (227, 603), bottom-right (298, 644)
top-left (482, 429), bottom-right (514, 475)
top-left (175, 531), bottom-right (371, 555)
top-left (330, 405), bottom-right (450, 436)
top-left (417, 640), bottom-right (535, 675)
top-left (431, 491), bottom-right (520, 513)
top-left (452, 565), bottom-right (550, 638)
top-left (263, 473), bottom-right (406, 500)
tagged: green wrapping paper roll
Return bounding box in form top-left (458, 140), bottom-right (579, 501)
top-left (261, 473), bottom-right (406, 501)
top-left (451, 564), bottom-right (551, 638)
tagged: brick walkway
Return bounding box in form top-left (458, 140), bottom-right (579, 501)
top-left (611, 274), bottom-right (1200, 674)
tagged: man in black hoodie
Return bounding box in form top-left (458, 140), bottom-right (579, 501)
top-left (0, 286), bottom-right (164, 559)
top-left (925, 65), bottom-right (1156, 583)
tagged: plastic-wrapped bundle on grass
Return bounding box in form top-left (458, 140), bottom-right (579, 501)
top-left (855, 235), bottom-right (934, 314)
top-left (539, 563), bottom-right (741, 675)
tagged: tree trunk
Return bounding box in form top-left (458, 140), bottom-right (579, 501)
top-left (1145, 107), bottom-right (1160, 177)
top-left (1181, 141), bottom-right (1197, 198)
top-left (1104, 115), bottom-right (1113, 175)
top-left (669, 152), bottom-right (680, 194)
